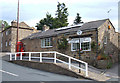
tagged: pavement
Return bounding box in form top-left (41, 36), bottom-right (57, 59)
top-left (56, 61), bottom-right (119, 81)
top-left (0, 53), bottom-right (119, 81)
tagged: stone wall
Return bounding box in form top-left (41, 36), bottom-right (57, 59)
top-left (1, 21), bottom-right (38, 52)
top-left (118, 33), bottom-right (120, 50)
top-left (22, 30), bottom-right (97, 62)
top-left (118, 33), bottom-right (120, 60)
top-left (1, 27), bottom-right (35, 52)
top-left (0, 31), bottom-right (2, 52)
top-left (10, 60), bottom-right (89, 79)
top-left (2, 28), bottom-right (12, 52)
top-left (11, 28), bottom-right (34, 52)
top-left (98, 20), bottom-right (119, 63)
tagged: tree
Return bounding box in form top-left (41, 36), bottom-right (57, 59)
top-left (0, 20), bottom-right (10, 30)
top-left (36, 13), bottom-right (55, 30)
top-left (74, 13), bottom-right (83, 25)
top-left (55, 2), bottom-right (69, 28)
top-left (36, 2), bottom-right (69, 30)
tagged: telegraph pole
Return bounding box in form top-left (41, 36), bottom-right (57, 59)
top-left (16, 0), bottom-right (19, 52)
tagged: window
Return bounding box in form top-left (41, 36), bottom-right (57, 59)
top-left (2, 33), bottom-right (3, 37)
top-left (6, 41), bottom-right (7, 47)
top-left (104, 36), bottom-right (107, 44)
top-left (6, 31), bottom-right (8, 35)
top-left (71, 37), bottom-right (91, 51)
top-left (1, 42), bottom-right (2, 47)
top-left (71, 43), bottom-right (79, 51)
top-left (9, 40), bottom-right (11, 46)
top-left (5, 30), bottom-right (11, 36)
top-left (8, 30), bottom-right (11, 34)
top-left (41, 38), bottom-right (52, 48)
top-left (81, 42), bottom-right (90, 51)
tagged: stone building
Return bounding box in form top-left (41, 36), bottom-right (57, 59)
top-left (118, 32), bottom-right (120, 60)
top-left (21, 19), bottom-right (119, 64)
top-left (118, 32), bottom-right (120, 49)
top-left (0, 21), bottom-right (37, 52)
top-left (0, 27), bottom-right (2, 52)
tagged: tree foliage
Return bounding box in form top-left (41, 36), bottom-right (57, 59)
top-left (36, 13), bottom-right (55, 30)
top-left (0, 20), bottom-right (10, 30)
top-left (55, 2), bottom-right (69, 28)
top-left (36, 2), bottom-right (69, 30)
top-left (74, 13), bottom-right (83, 25)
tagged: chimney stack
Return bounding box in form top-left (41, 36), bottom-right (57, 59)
top-left (43, 25), bottom-right (50, 31)
top-left (11, 20), bottom-right (17, 26)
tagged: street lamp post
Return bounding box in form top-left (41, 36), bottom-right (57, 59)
top-left (78, 37), bottom-right (81, 73)
top-left (77, 30), bottom-right (82, 73)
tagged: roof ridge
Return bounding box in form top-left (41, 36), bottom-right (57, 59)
top-left (86, 18), bottom-right (109, 23)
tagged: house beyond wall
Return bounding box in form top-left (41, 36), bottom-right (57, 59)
top-left (0, 21), bottom-right (37, 52)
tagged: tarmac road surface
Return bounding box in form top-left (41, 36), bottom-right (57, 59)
top-left (1, 59), bottom-right (89, 81)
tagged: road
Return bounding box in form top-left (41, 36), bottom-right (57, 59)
top-left (0, 59), bottom-right (88, 81)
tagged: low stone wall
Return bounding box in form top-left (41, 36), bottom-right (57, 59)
top-left (96, 60), bottom-right (113, 69)
top-left (10, 60), bottom-right (91, 80)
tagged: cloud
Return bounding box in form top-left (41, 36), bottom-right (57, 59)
top-left (0, 0), bottom-right (119, 31)
top-left (25, 19), bottom-right (40, 28)
top-left (110, 20), bottom-right (118, 32)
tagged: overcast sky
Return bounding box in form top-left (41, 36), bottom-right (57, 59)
top-left (0, 0), bottom-right (119, 31)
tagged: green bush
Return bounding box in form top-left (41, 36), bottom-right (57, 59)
top-left (57, 36), bottom-right (68, 50)
top-left (107, 60), bottom-right (113, 69)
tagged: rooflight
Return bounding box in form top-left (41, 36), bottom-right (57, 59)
top-left (55, 23), bottom-right (83, 31)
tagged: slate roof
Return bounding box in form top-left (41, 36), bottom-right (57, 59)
top-left (80, 19), bottom-right (107, 30)
top-left (22, 19), bottom-right (108, 40)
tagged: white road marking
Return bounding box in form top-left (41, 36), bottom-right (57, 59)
top-left (0, 70), bottom-right (18, 77)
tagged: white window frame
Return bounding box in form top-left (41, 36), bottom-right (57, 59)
top-left (81, 42), bottom-right (91, 51)
top-left (41, 38), bottom-right (52, 48)
top-left (104, 36), bottom-right (107, 44)
top-left (71, 43), bottom-right (80, 51)
top-left (71, 37), bottom-right (91, 51)
top-left (6, 31), bottom-right (8, 35)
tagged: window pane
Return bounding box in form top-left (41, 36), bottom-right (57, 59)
top-left (72, 43), bottom-right (79, 51)
top-left (72, 43), bottom-right (76, 50)
top-left (41, 38), bottom-right (52, 47)
top-left (81, 42), bottom-right (90, 50)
